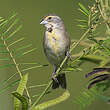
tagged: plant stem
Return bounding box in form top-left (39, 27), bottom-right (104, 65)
top-left (35, 90), bottom-right (70, 110)
top-left (96, 0), bottom-right (110, 28)
top-left (28, 84), bottom-right (48, 89)
top-left (29, 28), bottom-right (90, 110)
top-left (2, 37), bottom-right (32, 104)
top-left (70, 29), bottom-right (90, 53)
top-left (96, 0), bottom-right (105, 19)
top-left (105, 0), bottom-right (108, 8)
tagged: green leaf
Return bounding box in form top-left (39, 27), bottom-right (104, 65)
top-left (12, 92), bottom-right (28, 110)
top-left (100, 95), bottom-right (110, 103)
top-left (28, 84), bottom-right (48, 89)
top-left (63, 68), bottom-right (82, 72)
top-left (8, 11), bottom-right (17, 20)
top-left (0, 72), bottom-right (17, 89)
top-left (0, 18), bottom-right (4, 23)
top-left (80, 55), bottom-right (106, 63)
top-left (32, 90), bottom-right (70, 110)
top-left (91, 14), bottom-right (98, 22)
top-left (78, 8), bottom-right (88, 16)
top-left (0, 44), bottom-right (5, 47)
top-left (14, 73), bottom-right (28, 110)
top-left (103, 37), bottom-right (110, 43)
top-left (77, 19), bottom-right (88, 23)
top-left (0, 17), bottom-right (3, 19)
top-left (100, 0), bottom-right (104, 10)
top-left (18, 62), bottom-right (40, 65)
top-left (14, 44), bottom-right (32, 52)
top-left (74, 87), bottom-right (103, 109)
top-left (14, 48), bottom-right (37, 59)
top-left (2, 18), bottom-right (19, 36)
top-left (0, 58), bottom-right (11, 61)
top-left (7, 37), bottom-right (24, 48)
top-left (0, 64), bottom-right (15, 69)
top-left (0, 64), bottom-right (47, 90)
top-left (21, 48), bottom-right (37, 55)
top-left (0, 20), bottom-right (7, 28)
top-left (4, 25), bottom-right (22, 41)
top-left (77, 24), bottom-right (88, 29)
top-left (0, 50), bottom-right (9, 54)
top-left (0, 12), bottom-right (17, 35)
top-left (79, 3), bottom-right (89, 16)
top-left (20, 65), bottom-right (48, 73)
top-left (0, 79), bottom-right (20, 95)
top-left (96, 80), bottom-right (110, 91)
top-left (32, 91), bottom-right (51, 98)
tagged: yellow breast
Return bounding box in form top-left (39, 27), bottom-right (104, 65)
top-left (47, 30), bottom-right (60, 53)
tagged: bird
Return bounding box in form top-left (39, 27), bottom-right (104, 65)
top-left (40, 14), bottom-right (71, 89)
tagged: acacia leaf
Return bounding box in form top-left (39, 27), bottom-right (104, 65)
top-left (79, 3), bottom-right (89, 16)
top-left (12, 92), bottom-right (28, 110)
top-left (0, 79), bottom-right (19, 95)
top-left (32, 90), bottom-right (70, 110)
top-left (4, 25), bottom-right (22, 41)
top-left (14, 73), bottom-right (28, 110)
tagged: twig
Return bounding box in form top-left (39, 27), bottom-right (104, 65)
top-left (28, 84), bottom-right (48, 89)
top-left (96, 0), bottom-right (105, 19)
top-left (96, 0), bottom-right (110, 28)
top-left (29, 28), bottom-right (90, 110)
top-left (1, 37), bottom-right (32, 104)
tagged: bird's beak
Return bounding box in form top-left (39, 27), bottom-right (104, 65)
top-left (40, 20), bottom-right (48, 25)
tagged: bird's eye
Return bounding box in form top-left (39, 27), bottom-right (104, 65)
top-left (48, 17), bottom-right (52, 20)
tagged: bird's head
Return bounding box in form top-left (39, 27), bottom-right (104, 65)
top-left (40, 14), bottom-right (64, 30)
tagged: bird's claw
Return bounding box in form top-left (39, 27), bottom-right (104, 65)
top-left (52, 74), bottom-right (58, 82)
top-left (66, 51), bottom-right (72, 60)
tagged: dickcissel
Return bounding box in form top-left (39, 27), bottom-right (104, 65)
top-left (40, 14), bottom-right (71, 89)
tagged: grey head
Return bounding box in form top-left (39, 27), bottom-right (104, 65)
top-left (40, 14), bottom-right (65, 30)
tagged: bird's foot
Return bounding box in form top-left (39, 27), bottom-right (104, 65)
top-left (52, 73), bottom-right (59, 89)
top-left (52, 73), bottom-right (58, 82)
top-left (66, 51), bottom-right (72, 60)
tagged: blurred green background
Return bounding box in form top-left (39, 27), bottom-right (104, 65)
top-left (0, 0), bottom-right (109, 110)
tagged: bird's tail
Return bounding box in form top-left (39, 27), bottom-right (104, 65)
top-left (52, 73), bottom-right (66, 89)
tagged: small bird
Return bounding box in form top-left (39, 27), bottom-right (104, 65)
top-left (40, 14), bottom-right (71, 89)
